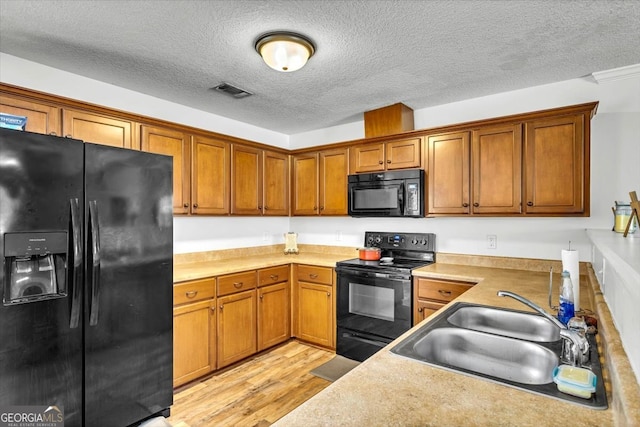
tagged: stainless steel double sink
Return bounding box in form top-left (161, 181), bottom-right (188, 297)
top-left (391, 302), bottom-right (608, 409)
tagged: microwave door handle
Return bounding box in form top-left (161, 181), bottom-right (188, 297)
top-left (398, 183), bottom-right (404, 214)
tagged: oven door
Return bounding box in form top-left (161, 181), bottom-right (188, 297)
top-left (336, 267), bottom-right (412, 360)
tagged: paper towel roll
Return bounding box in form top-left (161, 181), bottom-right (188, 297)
top-left (561, 249), bottom-right (580, 311)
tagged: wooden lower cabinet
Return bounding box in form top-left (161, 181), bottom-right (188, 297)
top-left (258, 282), bottom-right (290, 351)
top-left (257, 265), bottom-right (290, 351)
top-left (172, 279), bottom-right (216, 388)
top-left (217, 289), bottom-right (257, 368)
top-left (295, 265), bottom-right (335, 348)
top-left (413, 277), bottom-right (474, 326)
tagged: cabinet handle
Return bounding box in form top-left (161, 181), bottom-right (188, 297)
top-left (386, 160), bottom-right (391, 163)
top-left (183, 203), bottom-right (189, 208)
top-left (269, 274), bottom-right (279, 280)
top-left (258, 205), bottom-right (262, 210)
top-left (473, 202), bottom-right (479, 207)
top-left (264, 206), bottom-right (269, 210)
top-left (260, 294), bottom-right (264, 300)
top-left (185, 290), bottom-right (198, 298)
top-left (309, 274), bottom-right (318, 279)
top-left (527, 201), bottom-right (533, 206)
top-left (378, 160), bottom-right (383, 165)
top-left (462, 203), bottom-right (469, 207)
top-left (327, 292), bottom-right (331, 297)
top-left (233, 282), bottom-right (243, 288)
top-left (211, 306), bottom-right (216, 312)
top-left (49, 132), bottom-right (57, 136)
top-left (65, 134), bottom-right (72, 138)
top-left (219, 304), bottom-right (224, 310)
top-left (320, 206), bottom-right (324, 211)
top-left (193, 204), bottom-right (198, 208)
top-left (418, 307), bottom-right (423, 312)
top-left (313, 206), bottom-right (317, 211)
top-left (438, 290), bottom-right (452, 297)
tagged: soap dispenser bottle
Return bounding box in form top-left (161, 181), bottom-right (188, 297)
top-left (558, 270), bottom-right (575, 325)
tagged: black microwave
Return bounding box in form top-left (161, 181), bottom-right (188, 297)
top-left (348, 169), bottom-right (424, 217)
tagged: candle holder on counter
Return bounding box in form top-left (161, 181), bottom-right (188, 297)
top-left (623, 191), bottom-right (640, 237)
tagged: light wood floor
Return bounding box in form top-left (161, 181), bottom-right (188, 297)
top-left (167, 341), bottom-right (334, 427)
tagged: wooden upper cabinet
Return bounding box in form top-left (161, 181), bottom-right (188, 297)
top-left (319, 148), bottom-right (349, 215)
top-left (141, 125), bottom-right (191, 215)
top-left (386, 137), bottom-right (421, 170)
top-left (231, 144), bottom-right (263, 215)
top-left (292, 153), bottom-right (319, 215)
top-left (62, 109), bottom-right (137, 149)
top-left (350, 143), bottom-right (385, 173)
top-left (263, 150), bottom-right (289, 216)
top-left (192, 135), bottom-right (230, 215)
top-left (471, 124), bottom-right (522, 214)
top-left (428, 132), bottom-right (470, 214)
top-left (293, 149), bottom-right (348, 216)
top-left (524, 114), bottom-right (586, 214)
top-left (350, 137), bottom-right (421, 173)
top-left (0, 93), bottom-right (61, 135)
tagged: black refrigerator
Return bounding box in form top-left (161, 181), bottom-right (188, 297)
top-left (0, 128), bottom-right (174, 426)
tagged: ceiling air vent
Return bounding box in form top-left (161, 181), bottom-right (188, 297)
top-left (212, 82), bottom-right (253, 99)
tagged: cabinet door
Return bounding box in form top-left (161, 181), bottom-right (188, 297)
top-left (298, 282), bottom-right (333, 348)
top-left (192, 135), bottom-right (230, 215)
top-left (524, 115), bottom-right (585, 214)
top-left (319, 148), bottom-right (348, 215)
top-left (472, 125), bottom-right (522, 214)
top-left (231, 145), bottom-right (263, 215)
top-left (173, 299), bottom-right (216, 387)
top-left (414, 300), bottom-right (443, 326)
top-left (0, 93), bottom-right (60, 135)
top-left (386, 137), bottom-right (421, 170)
top-left (141, 125), bottom-right (191, 215)
top-left (292, 153), bottom-right (319, 215)
top-left (217, 289), bottom-right (257, 368)
top-left (62, 109), bottom-right (137, 149)
top-left (263, 150), bottom-right (289, 216)
top-left (428, 132), bottom-right (470, 214)
top-left (258, 282), bottom-right (290, 351)
top-left (350, 143), bottom-right (385, 173)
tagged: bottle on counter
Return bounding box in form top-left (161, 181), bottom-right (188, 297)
top-left (558, 270), bottom-right (575, 325)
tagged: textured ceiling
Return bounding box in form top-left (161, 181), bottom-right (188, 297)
top-left (1, 0), bottom-right (639, 135)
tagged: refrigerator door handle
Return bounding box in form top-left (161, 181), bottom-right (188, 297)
top-left (88, 200), bottom-right (101, 326)
top-left (69, 198), bottom-right (83, 329)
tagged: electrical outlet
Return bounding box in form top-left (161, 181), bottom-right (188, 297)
top-left (487, 235), bottom-right (497, 249)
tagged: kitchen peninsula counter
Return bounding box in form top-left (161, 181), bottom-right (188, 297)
top-left (274, 262), bottom-right (640, 427)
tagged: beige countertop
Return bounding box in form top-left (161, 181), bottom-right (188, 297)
top-left (173, 245), bottom-right (356, 283)
top-left (274, 262), bottom-right (639, 427)
top-left (173, 246), bottom-right (638, 425)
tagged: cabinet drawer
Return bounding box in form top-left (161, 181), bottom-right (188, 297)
top-left (258, 265), bottom-right (290, 287)
top-left (217, 270), bottom-right (257, 296)
top-left (417, 278), bottom-right (473, 303)
top-left (173, 278), bottom-right (215, 306)
top-left (297, 265), bottom-right (333, 285)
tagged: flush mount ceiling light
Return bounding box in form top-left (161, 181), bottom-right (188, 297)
top-left (255, 32), bottom-right (315, 72)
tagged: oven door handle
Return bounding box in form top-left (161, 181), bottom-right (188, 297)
top-left (341, 331), bottom-right (390, 348)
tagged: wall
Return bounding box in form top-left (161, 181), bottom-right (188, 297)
top-left (290, 65), bottom-right (640, 263)
top-left (2, 53), bottom-right (639, 259)
top-left (0, 53), bottom-right (293, 253)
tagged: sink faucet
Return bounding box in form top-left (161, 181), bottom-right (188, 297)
top-left (497, 290), bottom-right (589, 367)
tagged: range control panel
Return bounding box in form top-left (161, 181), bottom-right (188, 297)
top-left (364, 231), bottom-right (436, 252)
